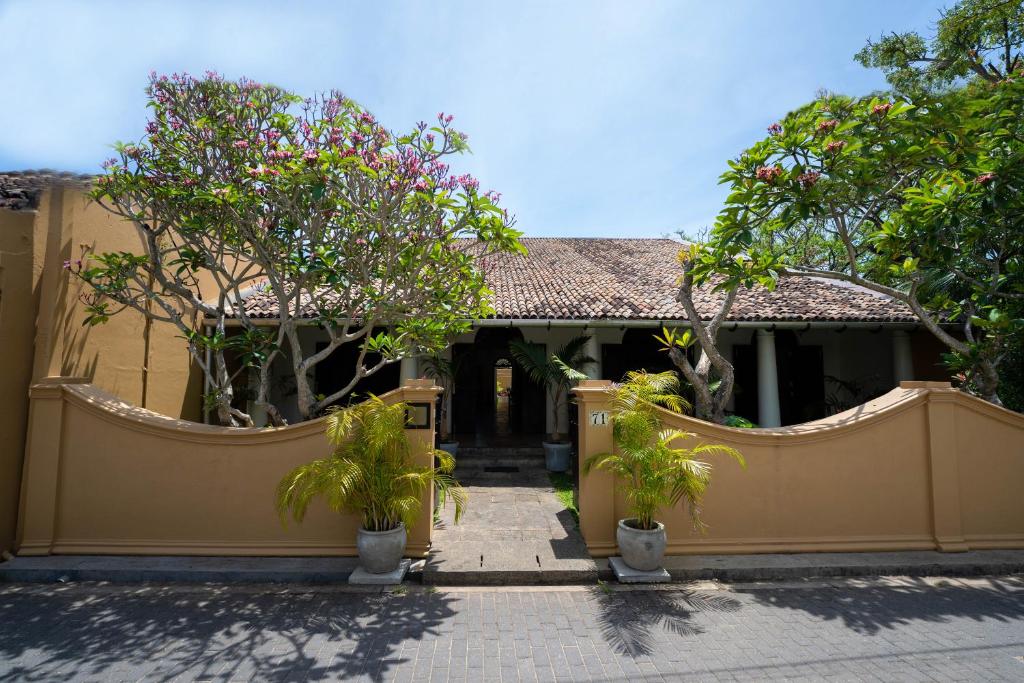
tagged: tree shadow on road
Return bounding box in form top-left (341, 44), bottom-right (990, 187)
top-left (592, 587), bottom-right (742, 656)
top-left (0, 583), bottom-right (457, 682)
top-left (742, 577), bottom-right (1024, 636)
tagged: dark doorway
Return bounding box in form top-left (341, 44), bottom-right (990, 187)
top-left (313, 336), bottom-right (401, 410)
top-left (602, 328), bottom-right (675, 383)
top-left (451, 327), bottom-right (545, 438)
top-left (732, 340), bottom-right (758, 423)
top-left (776, 331), bottom-right (826, 424)
top-left (732, 331), bottom-right (826, 426)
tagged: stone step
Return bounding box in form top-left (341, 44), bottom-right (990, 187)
top-left (456, 447), bottom-right (546, 459)
top-left (0, 555), bottom-right (362, 584)
top-left (453, 455), bottom-right (547, 470)
top-left (422, 566), bottom-right (599, 586)
top-left (422, 540), bottom-right (599, 586)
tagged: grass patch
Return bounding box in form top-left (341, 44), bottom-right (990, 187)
top-left (548, 471), bottom-right (579, 527)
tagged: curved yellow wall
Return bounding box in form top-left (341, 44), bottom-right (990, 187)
top-left (575, 381), bottom-right (1024, 556)
top-left (17, 379), bottom-right (440, 557)
top-left (0, 185), bottom-right (208, 553)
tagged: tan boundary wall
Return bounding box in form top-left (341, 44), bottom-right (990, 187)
top-left (0, 186), bottom-right (205, 554)
top-left (16, 378), bottom-right (440, 557)
top-left (575, 380), bottom-right (1024, 557)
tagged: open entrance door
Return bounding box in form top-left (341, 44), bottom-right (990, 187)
top-left (450, 327), bottom-right (545, 441)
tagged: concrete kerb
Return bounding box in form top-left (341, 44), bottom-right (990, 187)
top-left (2, 550), bottom-right (1024, 585)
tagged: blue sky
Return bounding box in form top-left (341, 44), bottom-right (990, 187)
top-left (0, 0), bottom-right (946, 237)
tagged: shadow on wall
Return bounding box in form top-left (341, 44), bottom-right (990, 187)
top-left (55, 238), bottom-right (98, 383)
top-left (0, 585), bottom-right (458, 681)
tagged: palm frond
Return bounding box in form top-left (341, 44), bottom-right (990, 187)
top-left (552, 355), bottom-right (589, 383)
top-left (275, 394), bottom-right (467, 532)
top-left (557, 334), bottom-right (596, 370)
top-left (508, 340), bottom-right (553, 386)
top-left (584, 370), bottom-right (742, 530)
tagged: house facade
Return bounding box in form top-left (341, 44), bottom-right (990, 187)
top-left (240, 238), bottom-right (951, 433)
top-left (0, 172), bottom-right (958, 556)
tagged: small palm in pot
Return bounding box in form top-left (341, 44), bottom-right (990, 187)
top-left (276, 395), bottom-right (466, 573)
top-left (585, 371), bottom-right (744, 571)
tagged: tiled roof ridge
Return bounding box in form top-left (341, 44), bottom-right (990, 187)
top-left (239, 238), bottom-right (918, 323)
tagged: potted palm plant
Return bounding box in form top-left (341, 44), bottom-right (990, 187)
top-left (509, 334), bottom-right (596, 472)
top-left (584, 371), bottom-right (744, 572)
top-left (276, 395), bottom-right (466, 574)
top-left (421, 354), bottom-right (461, 457)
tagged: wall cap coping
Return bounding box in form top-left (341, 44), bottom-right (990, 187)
top-left (900, 381), bottom-right (953, 390)
top-left (575, 384), bottom-right (1024, 446)
top-left (29, 378), bottom-right (439, 445)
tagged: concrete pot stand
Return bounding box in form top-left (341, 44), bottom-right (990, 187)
top-left (609, 519), bottom-right (671, 583)
top-left (349, 524), bottom-right (411, 585)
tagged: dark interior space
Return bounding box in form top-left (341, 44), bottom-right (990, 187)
top-left (313, 334), bottom-right (401, 409)
top-left (451, 327), bottom-right (545, 437)
top-left (732, 330), bottom-right (826, 426)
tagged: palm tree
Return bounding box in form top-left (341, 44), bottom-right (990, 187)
top-left (509, 334), bottom-right (596, 442)
top-left (584, 370), bottom-right (743, 530)
top-left (276, 395), bottom-right (466, 532)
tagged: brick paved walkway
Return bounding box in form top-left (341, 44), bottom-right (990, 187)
top-left (2, 577), bottom-right (1023, 681)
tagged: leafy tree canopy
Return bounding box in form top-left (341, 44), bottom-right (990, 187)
top-left (856, 0), bottom-right (1024, 93)
top-left (71, 72), bottom-right (523, 425)
top-left (694, 76), bottom-right (1024, 405)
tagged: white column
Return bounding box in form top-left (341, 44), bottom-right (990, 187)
top-left (399, 356), bottom-right (419, 384)
top-left (756, 329), bottom-right (781, 427)
top-left (892, 330), bottom-right (914, 385)
top-left (583, 334), bottom-right (602, 379)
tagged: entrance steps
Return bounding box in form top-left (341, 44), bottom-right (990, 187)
top-left (427, 453), bottom-right (598, 585)
top-left (455, 445), bottom-right (544, 460)
top-left (451, 446), bottom-right (547, 477)
top-left (422, 539), bottom-right (598, 585)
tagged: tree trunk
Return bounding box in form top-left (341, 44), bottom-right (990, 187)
top-left (668, 260), bottom-right (739, 425)
top-left (254, 358), bottom-right (287, 427)
top-left (977, 357), bottom-right (1004, 407)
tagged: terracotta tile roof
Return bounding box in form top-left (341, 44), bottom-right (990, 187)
top-left (0, 170), bottom-right (94, 210)
top-left (238, 237), bottom-right (916, 323)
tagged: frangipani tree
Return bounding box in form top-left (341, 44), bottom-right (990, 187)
top-left (696, 79), bottom-right (1024, 405)
top-left (70, 72), bottom-right (523, 425)
top-left (655, 243), bottom-right (739, 425)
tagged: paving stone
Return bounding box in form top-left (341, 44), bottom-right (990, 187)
top-left (424, 458), bottom-right (598, 585)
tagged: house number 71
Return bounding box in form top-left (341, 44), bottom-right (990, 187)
top-left (590, 410), bottom-right (609, 426)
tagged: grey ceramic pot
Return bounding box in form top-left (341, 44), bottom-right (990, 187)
top-left (438, 441), bottom-right (459, 458)
top-left (356, 523), bottom-right (407, 574)
top-left (542, 441), bottom-right (572, 472)
top-left (616, 519), bottom-right (667, 571)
